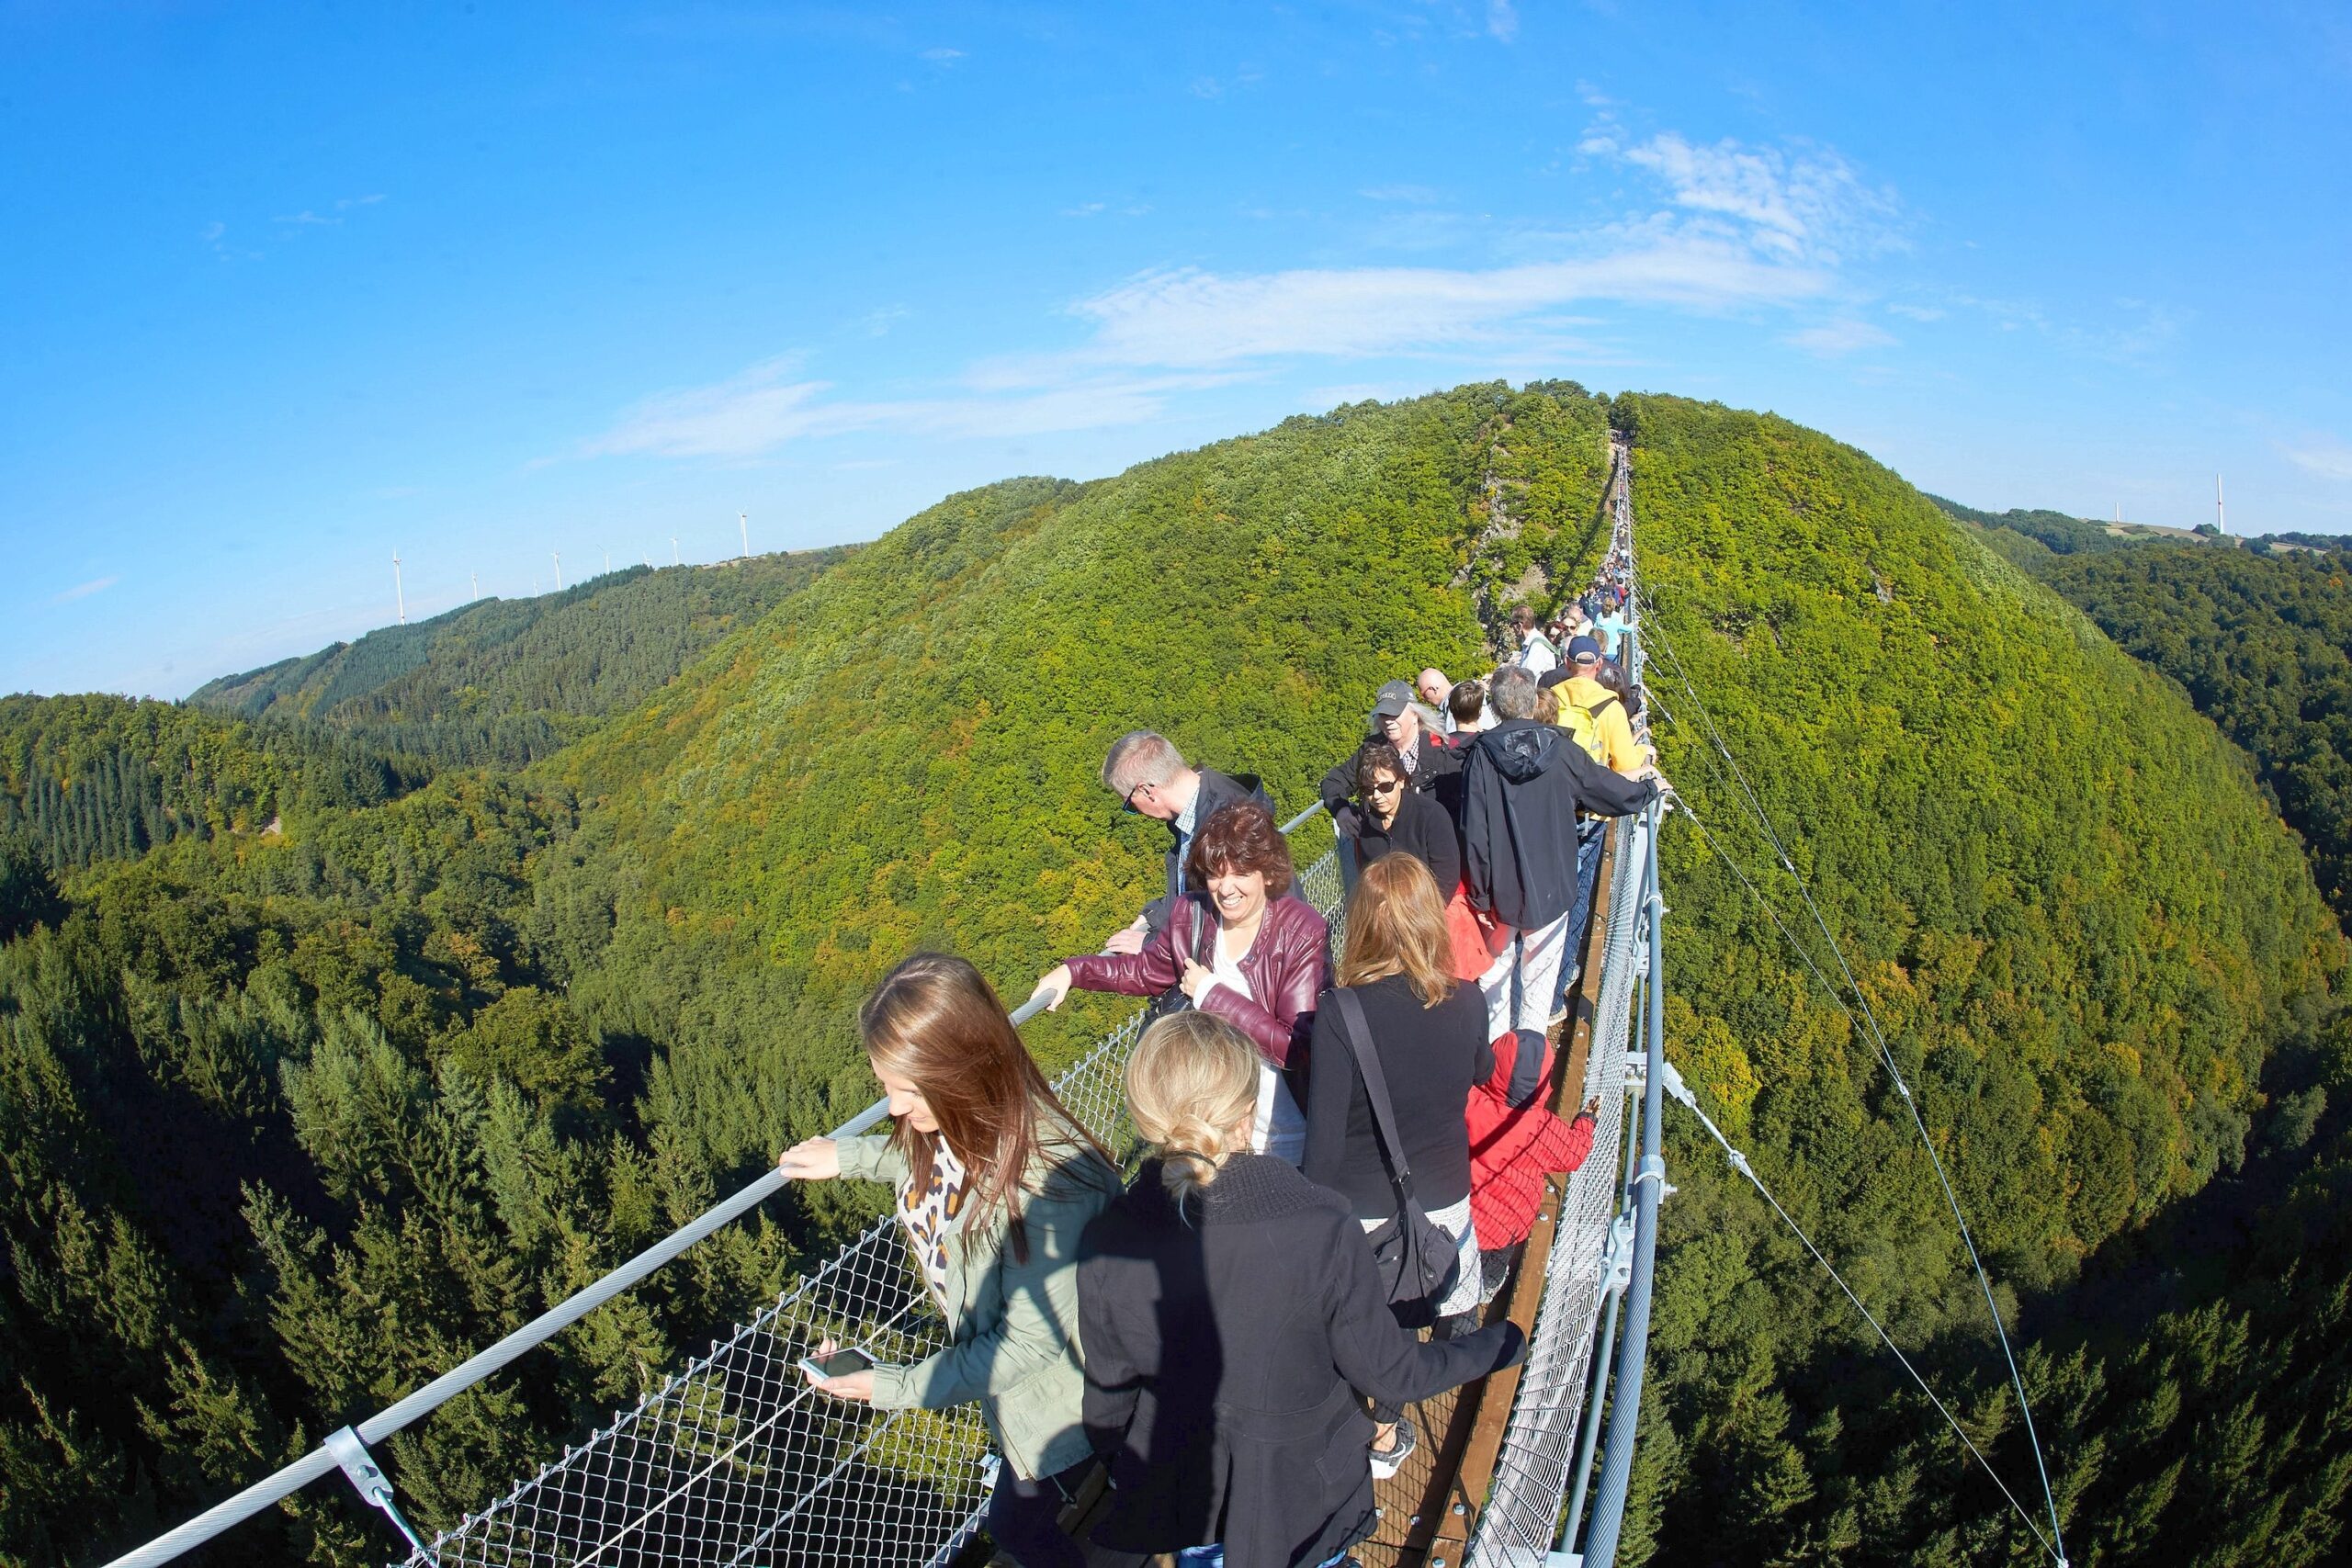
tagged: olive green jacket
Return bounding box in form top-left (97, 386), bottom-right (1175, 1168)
top-left (838, 1128), bottom-right (1118, 1480)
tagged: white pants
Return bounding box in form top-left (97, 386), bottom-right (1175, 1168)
top-left (1252, 1064), bottom-right (1306, 1166)
top-left (1479, 910), bottom-right (1572, 1041)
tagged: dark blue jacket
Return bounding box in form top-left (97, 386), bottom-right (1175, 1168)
top-left (1459, 718), bottom-right (1656, 928)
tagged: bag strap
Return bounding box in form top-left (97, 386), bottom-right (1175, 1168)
top-left (1330, 988), bottom-right (1419, 1205)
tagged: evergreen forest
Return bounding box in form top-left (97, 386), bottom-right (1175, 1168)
top-left (3, 384), bottom-right (2349, 1566)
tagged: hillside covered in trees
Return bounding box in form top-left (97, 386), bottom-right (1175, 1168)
top-left (2038, 546), bottom-right (2352, 922)
top-left (1626, 400), bottom-right (2348, 1564)
top-left (0, 384), bottom-right (2344, 1566)
top-left (189, 548), bottom-right (850, 770)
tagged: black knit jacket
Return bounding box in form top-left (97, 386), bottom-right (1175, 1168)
top-left (1079, 1156), bottom-right (1524, 1568)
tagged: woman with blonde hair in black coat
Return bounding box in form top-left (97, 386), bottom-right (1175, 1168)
top-left (1076, 1011), bottom-right (1524, 1568)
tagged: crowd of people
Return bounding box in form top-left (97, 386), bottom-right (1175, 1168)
top-left (776, 585), bottom-right (1663, 1568)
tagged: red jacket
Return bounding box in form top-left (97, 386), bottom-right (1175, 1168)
top-left (1468, 1034), bottom-right (1597, 1250)
top-left (1063, 892), bottom-right (1330, 1069)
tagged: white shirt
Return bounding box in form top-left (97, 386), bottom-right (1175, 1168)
top-left (1172, 778), bottom-right (1201, 893)
top-left (1198, 930), bottom-right (1306, 1167)
top-left (1519, 630), bottom-right (1559, 677)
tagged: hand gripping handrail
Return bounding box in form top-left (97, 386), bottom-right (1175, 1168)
top-left (105, 799), bottom-right (1329, 1568)
top-left (104, 1096), bottom-right (899, 1568)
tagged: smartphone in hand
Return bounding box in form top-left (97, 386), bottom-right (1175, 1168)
top-left (799, 1347), bottom-right (876, 1382)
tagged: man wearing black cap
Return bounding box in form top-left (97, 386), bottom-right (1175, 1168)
top-left (1318, 680), bottom-right (1464, 885)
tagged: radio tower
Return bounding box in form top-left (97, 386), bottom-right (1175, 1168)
top-left (2217, 474), bottom-right (2227, 536)
top-left (392, 553), bottom-right (406, 625)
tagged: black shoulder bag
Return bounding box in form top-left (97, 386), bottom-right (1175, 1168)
top-left (1330, 987), bottom-right (1461, 1325)
top-left (1137, 900), bottom-right (1204, 1028)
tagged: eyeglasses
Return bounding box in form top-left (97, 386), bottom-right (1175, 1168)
top-left (1366, 778), bottom-right (1404, 795)
top-left (1121, 781), bottom-right (1153, 814)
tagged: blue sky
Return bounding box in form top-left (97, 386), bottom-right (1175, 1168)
top-left (5, 2), bottom-right (2348, 698)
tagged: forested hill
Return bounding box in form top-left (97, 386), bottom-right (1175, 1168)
top-left (187, 547), bottom-right (850, 769)
top-left (2038, 546), bottom-right (2352, 919)
top-left (0, 383), bottom-right (2343, 1567)
top-left (1623, 400), bottom-right (2346, 1564)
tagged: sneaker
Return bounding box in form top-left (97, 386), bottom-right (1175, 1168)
top-left (1478, 1248), bottom-right (1515, 1305)
top-left (1369, 1416), bottom-right (1419, 1479)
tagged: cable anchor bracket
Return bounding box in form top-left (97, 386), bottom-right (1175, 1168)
top-left (324, 1426), bottom-right (432, 1560)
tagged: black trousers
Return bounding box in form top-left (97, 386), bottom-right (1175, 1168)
top-left (985, 1457), bottom-right (1092, 1568)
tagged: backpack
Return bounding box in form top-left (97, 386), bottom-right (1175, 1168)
top-left (1556, 687), bottom-right (1620, 766)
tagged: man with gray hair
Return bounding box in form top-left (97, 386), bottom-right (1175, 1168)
top-left (1458, 664), bottom-right (1660, 1103)
top-left (1098, 730), bottom-right (1272, 953)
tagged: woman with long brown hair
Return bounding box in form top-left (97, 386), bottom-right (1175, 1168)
top-left (1301, 852), bottom-right (1494, 1476)
top-left (778, 953), bottom-right (1118, 1568)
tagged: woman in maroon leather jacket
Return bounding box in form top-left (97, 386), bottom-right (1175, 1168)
top-left (1032, 801), bottom-right (1329, 1164)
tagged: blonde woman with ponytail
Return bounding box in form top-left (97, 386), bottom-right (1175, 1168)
top-left (1076, 1013), bottom-right (1526, 1568)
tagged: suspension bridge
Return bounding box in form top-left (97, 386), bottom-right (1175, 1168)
top-left (105, 433), bottom-right (2064, 1568)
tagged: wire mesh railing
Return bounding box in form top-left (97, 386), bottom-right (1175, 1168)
top-left (398, 840), bottom-right (1347, 1568)
top-left (1466, 426), bottom-right (1652, 1568)
top-left (1464, 805), bottom-right (1654, 1568)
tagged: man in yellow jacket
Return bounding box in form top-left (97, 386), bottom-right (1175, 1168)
top-left (1547, 636), bottom-right (1653, 776)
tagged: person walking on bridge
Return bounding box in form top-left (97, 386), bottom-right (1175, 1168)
top-left (1509, 605), bottom-right (1558, 677)
top-left (1100, 731), bottom-right (1272, 953)
top-left (779, 954), bottom-right (1121, 1568)
top-left (1318, 679), bottom-right (1460, 818)
top-left (1034, 801), bottom-right (1329, 1164)
top-left (1077, 1011), bottom-right (1525, 1568)
top-left (1416, 667), bottom-right (1455, 733)
top-left (1459, 665), bottom-right (1660, 1104)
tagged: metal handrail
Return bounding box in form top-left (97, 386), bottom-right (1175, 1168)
top-left (104, 793), bottom-right (1329, 1568)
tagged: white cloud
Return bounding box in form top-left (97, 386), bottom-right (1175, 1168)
top-left (574, 357), bottom-right (1239, 461)
top-left (576, 122), bottom-right (1887, 463)
top-left (1887, 301), bottom-right (1945, 321)
top-left (582, 357), bottom-right (835, 457)
top-left (2284, 439), bottom-right (2352, 481)
top-left (919, 47), bottom-right (963, 62)
top-left (51, 575), bottom-right (119, 604)
top-left (1361, 184), bottom-right (1444, 204)
top-left (1583, 130), bottom-right (1900, 265)
top-left (1487, 0), bottom-right (1520, 43)
top-left (1004, 238), bottom-right (1830, 376)
top-left (1784, 320), bottom-right (1898, 356)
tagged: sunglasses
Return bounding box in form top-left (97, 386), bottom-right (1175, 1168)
top-left (1121, 780), bottom-right (1154, 815)
top-left (1365, 778), bottom-right (1404, 795)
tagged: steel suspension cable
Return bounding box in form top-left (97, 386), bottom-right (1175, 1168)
top-left (1657, 1060), bottom-right (2063, 1565)
top-left (1638, 600), bottom-right (2070, 1565)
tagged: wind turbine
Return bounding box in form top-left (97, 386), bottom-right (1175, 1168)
top-left (604, 550), bottom-right (611, 575)
top-left (552, 550), bottom-right (563, 590)
top-left (2217, 474), bottom-right (2227, 535)
top-left (739, 512), bottom-right (749, 559)
top-left (470, 570), bottom-right (480, 600)
top-left (671, 536), bottom-right (680, 566)
top-left (392, 553), bottom-right (406, 625)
